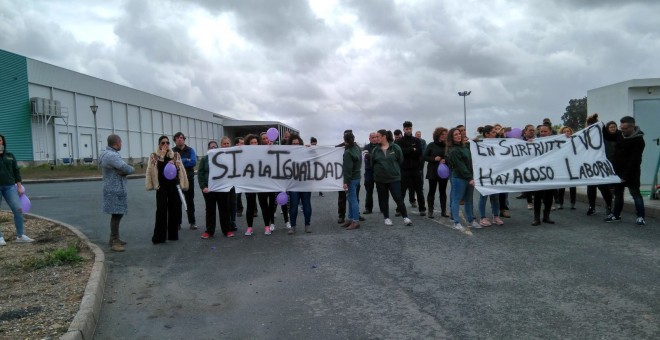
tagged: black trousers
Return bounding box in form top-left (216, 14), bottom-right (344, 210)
top-left (587, 184), bottom-right (612, 208)
top-left (245, 193), bottom-right (271, 227)
top-left (203, 192), bottom-right (231, 236)
top-left (533, 189), bottom-right (554, 220)
top-left (557, 187), bottom-right (576, 206)
top-left (376, 181), bottom-right (407, 219)
top-left (364, 177), bottom-right (375, 212)
top-left (427, 178), bottom-right (448, 213)
top-left (400, 169), bottom-right (425, 211)
top-left (153, 185), bottom-right (182, 243)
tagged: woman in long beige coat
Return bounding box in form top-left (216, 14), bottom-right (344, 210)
top-left (146, 135), bottom-right (188, 244)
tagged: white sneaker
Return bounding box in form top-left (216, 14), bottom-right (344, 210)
top-left (452, 223), bottom-right (465, 231)
top-left (384, 218), bottom-right (393, 226)
top-left (471, 220), bottom-right (482, 229)
top-left (286, 222), bottom-right (292, 229)
top-left (270, 223), bottom-right (276, 232)
top-left (0, 237), bottom-right (6, 246)
top-left (15, 235), bottom-right (34, 243)
top-left (403, 217), bottom-right (413, 226)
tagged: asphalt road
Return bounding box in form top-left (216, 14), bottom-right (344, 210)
top-left (26, 179), bottom-right (659, 339)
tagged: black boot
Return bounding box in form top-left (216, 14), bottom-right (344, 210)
top-left (542, 211), bottom-right (555, 224)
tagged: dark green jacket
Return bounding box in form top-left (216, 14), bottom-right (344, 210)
top-left (343, 145), bottom-right (362, 185)
top-left (370, 143), bottom-right (403, 183)
top-left (423, 141), bottom-right (447, 180)
top-left (197, 155), bottom-right (210, 189)
top-left (445, 144), bottom-right (473, 181)
top-left (0, 152), bottom-right (22, 186)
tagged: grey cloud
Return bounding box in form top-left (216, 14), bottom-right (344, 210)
top-left (114, 1), bottom-right (200, 65)
top-left (341, 0), bottom-right (410, 36)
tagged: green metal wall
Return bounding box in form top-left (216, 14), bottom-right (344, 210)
top-left (0, 49), bottom-right (32, 161)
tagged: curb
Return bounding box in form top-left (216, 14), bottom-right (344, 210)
top-left (24, 213), bottom-right (106, 340)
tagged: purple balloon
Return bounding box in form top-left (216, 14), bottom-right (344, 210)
top-left (20, 194), bottom-right (31, 213)
top-left (509, 128), bottom-right (522, 138)
top-left (267, 128), bottom-right (279, 142)
top-left (276, 191), bottom-right (288, 206)
top-left (437, 163), bottom-right (450, 179)
top-left (164, 163), bottom-right (177, 180)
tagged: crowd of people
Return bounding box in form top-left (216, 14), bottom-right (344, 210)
top-left (92, 113), bottom-right (645, 251)
top-left (0, 113), bottom-right (646, 251)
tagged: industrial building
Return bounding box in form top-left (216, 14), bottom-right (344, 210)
top-left (0, 48), bottom-right (296, 165)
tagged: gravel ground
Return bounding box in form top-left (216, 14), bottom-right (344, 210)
top-left (0, 211), bottom-right (93, 339)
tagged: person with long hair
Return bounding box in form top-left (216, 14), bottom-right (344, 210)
top-left (287, 134), bottom-right (313, 234)
top-left (423, 127), bottom-right (450, 218)
top-left (342, 131), bottom-right (362, 230)
top-left (475, 126), bottom-right (503, 227)
top-left (445, 128), bottom-right (479, 230)
top-left (0, 134), bottom-right (34, 246)
top-left (242, 134), bottom-right (275, 235)
top-left (371, 129), bottom-right (412, 226)
top-left (146, 135), bottom-right (188, 243)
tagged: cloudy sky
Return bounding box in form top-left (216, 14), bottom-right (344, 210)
top-left (1, 0), bottom-right (659, 144)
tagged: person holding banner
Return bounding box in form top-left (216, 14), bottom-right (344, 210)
top-left (586, 115), bottom-right (614, 216)
top-left (342, 132), bottom-right (362, 230)
top-left (287, 134), bottom-right (313, 234)
top-left (371, 129), bottom-right (412, 226)
top-left (446, 128), bottom-right (479, 231)
top-left (146, 135), bottom-right (188, 244)
top-left (242, 134), bottom-right (276, 236)
top-left (198, 139), bottom-right (233, 239)
top-left (531, 125), bottom-right (556, 226)
top-left (555, 126), bottom-right (577, 210)
top-left (476, 126), bottom-right (503, 227)
top-left (604, 116), bottom-right (646, 226)
top-left (423, 127), bottom-right (450, 219)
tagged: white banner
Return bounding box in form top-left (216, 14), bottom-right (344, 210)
top-left (208, 145), bottom-right (344, 193)
top-left (470, 122), bottom-right (620, 195)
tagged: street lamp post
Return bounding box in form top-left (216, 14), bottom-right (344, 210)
top-left (458, 91), bottom-right (471, 132)
top-left (90, 104), bottom-right (99, 167)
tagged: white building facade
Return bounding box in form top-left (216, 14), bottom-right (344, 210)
top-left (587, 78), bottom-right (660, 187)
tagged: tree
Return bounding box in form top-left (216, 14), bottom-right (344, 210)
top-left (561, 97), bottom-right (587, 131)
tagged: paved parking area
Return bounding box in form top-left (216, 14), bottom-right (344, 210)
top-left (27, 179), bottom-right (659, 339)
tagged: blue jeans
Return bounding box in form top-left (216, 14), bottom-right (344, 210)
top-left (612, 182), bottom-right (645, 218)
top-left (478, 193), bottom-right (500, 219)
top-left (289, 192), bottom-right (312, 226)
top-left (450, 177), bottom-right (474, 224)
top-left (347, 178), bottom-right (360, 221)
top-left (0, 185), bottom-right (25, 238)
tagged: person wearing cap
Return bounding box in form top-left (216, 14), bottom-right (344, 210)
top-left (395, 121), bottom-right (426, 216)
top-left (336, 129), bottom-right (363, 224)
top-left (172, 132), bottom-right (197, 230)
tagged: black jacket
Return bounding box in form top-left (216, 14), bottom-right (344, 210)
top-left (605, 127), bottom-right (645, 186)
top-left (394, 134), bottom-right (422, 170)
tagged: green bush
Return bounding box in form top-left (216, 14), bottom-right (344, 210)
top-left (24, 245), bottom-right (84, 269)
